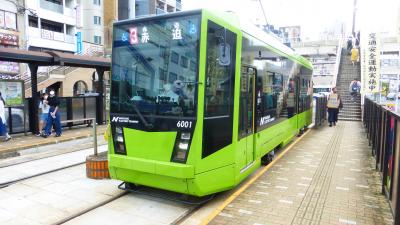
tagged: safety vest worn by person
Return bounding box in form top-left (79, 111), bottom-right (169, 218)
top-left (327, 93), bottom-right (340, 108)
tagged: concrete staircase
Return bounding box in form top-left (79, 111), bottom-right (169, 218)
top-left (336, 48), bottom-right (362, 121)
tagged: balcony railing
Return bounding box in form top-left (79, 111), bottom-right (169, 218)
top-left (156, 8), bottom-right (166, 15)
top-left (65, 35), bottom-right (75, 44)
top-left (40, 0), bottom-right (63, 14)
top-left (29, 27), bottom-right (75, 44)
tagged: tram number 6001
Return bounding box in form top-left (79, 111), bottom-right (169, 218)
top-left (177, 121), bottom-right (192, 128)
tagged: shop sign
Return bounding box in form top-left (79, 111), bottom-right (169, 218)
top-left (0, 61), bottom-right (19, 74)
top-left (0, 32), bottom-right (18, 46)
top-left (41, 29), bottom-right (54, 40)
top-left (76, 31), bottom-right (82, 54)
top-left (0, 74), bottom-right (16, 79)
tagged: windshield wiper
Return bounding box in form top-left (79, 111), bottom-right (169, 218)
top-left (132, 103), bottom-right (154, 129)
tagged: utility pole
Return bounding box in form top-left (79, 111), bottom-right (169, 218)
top-left (258, 0), bottom-right (269, 32)
top-left (352, 0), bottom-right (357, 35)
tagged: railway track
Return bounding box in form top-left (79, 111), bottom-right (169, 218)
top-left (53, 187), bottom-right (208, 225)
top-left (0, 144), bottom-right (107, 189)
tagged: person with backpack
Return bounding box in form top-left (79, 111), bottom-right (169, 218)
top-left (327, 87), bottom-right (342, 127)
top-left (349, 78), bottom-right (360, 101)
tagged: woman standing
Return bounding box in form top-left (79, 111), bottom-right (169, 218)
top-left (37, 93), bottom-right (49, 136)
top-left (0, 92), bottom-right (11, 141)
top-left (327, 87), bottom-right (342, 127)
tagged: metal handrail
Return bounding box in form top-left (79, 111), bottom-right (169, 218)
top-left (332, 38), bottom-right (343, 88)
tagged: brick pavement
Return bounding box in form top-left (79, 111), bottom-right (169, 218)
top-left (208, 121), bottom-right (393, 225)
top-left (0, 125), bottom-right (107, 155)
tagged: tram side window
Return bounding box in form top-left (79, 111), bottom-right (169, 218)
top-left (202, 20), bottom-right (236, 158)
top-left (300, 66), bottom-right (313, 112)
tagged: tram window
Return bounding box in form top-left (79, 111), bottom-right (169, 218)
top-left (202, 20), bottom-right (236, 158)
top-left (110, 14), bottom-right (200, 120)
top-left (238, 66), bottom-right (255, 139)
top-left (299, 66), bottom-right (313, 112)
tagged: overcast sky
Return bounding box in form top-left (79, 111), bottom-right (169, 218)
top-left (182, 0), bottom-right (399, 40)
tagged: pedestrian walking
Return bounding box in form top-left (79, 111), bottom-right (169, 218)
top-left (0, 92), bottom-right (11, 141)
top-left (351, 33), bottom-right (357, 48)
top-left (327, 87), bottom-right (342, 127)
top-left (37, 93), bottom-right (49, 136)
top-left (42, 90), bottom-right (62, 138)
top-left (349, 78), bottom-right (361, 101)
top-left (351, 47), bottom-right (359, 66)
top-left (347, 37), bottom-right (353, 54)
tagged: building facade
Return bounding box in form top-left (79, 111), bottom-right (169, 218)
top-left (0, 0), bottom-right (25, 79)
top-left (117, 0), bottom-right (182, 20)
top-left (79, 0), bottom-right (104, 55)
top-left (25, 0), bottom-right (77, 53)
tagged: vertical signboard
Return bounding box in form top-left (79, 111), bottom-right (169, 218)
top-left (364, 32), bottom-right (381, 94)
top-left (76, 31), bottom-right (83, 54)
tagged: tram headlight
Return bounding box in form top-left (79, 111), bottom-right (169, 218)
top-left (174, 141), bottom-right (189, 162)
top-left (113, 126), bottom-right (126, 155)
top-left (172, 132), bottom-right (192, 162)
top-left (178, 142), bottom-right (189, 150)
top-left (116, 135), bottom-right (124, 143)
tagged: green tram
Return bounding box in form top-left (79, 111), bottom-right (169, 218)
top-left (108, 9), bottom-right (313, 196)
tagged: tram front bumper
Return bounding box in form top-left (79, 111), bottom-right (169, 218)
top-left (108, 154), bottom-right (195, 179)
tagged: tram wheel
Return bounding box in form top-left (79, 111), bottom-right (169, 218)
top-left (261, 150), bottom-right (275, 166)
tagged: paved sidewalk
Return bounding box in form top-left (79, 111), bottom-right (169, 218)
top-left (0, 125), bottom-right (107, 156)
top-left (208, 121), bottom-right (393, 225)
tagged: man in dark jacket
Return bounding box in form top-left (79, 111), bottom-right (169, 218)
top-left (42, 90), bottom-right (62, 137)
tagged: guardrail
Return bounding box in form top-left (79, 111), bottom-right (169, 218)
top-left (313, 95), bottom-right (327, 127)
top-left (5, 96), bottom-right (105, 135)
top-left (364, 97), bottom-right (400, 224)
top-left (332, 38), bottom-right (343, 88)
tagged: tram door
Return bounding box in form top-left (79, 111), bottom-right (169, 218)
top-left (239, 65), bottom-right (256, 165)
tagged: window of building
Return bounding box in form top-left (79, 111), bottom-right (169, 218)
top-left (0, 10), bottom-right (17, 30)
top-left (94, 35), bottom-right (101, 44)
top-left (168, 72), bottom-right (177, 83)
top-left (28, 16), bottom-right (38, 28)
top-left (41, 19), bottom-right (63, 32)
top-left (45, 0), bottom-right (62, 5)
top-left (93, 0), bottom-right (101, 5)
top-left (202, 20), bottom-right (237, 158)
top-left (180, 56), bottom-right (188, 68)
top-left (94, 16), bottom-right (101, 25)
top-left (170, 51), bottom-right (179, 64)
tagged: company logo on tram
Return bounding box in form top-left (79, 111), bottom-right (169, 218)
top-left (111, 117), bottom-right (138, 124)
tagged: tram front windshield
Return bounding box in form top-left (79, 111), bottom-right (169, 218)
top-left (111, 15), bottom-right (200, 118)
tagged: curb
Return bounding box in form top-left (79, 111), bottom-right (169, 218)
top-left (0, 130), bottom-right (106, 158)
